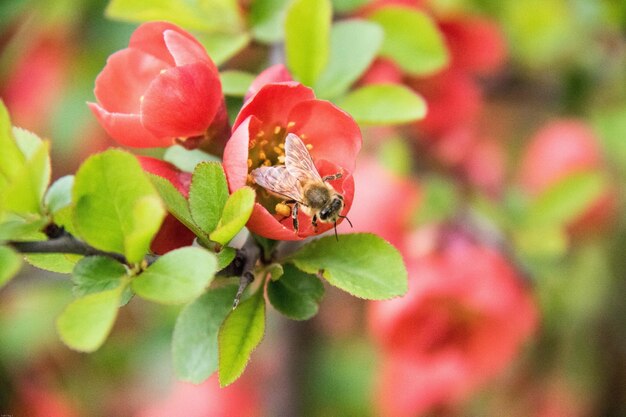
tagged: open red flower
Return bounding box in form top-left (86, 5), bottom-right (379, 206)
top-left (88, 21), bottom-right (228, 149)
top-left (223, 81), bottom-right (362, 240)
top-left (370, 233), bottom-right (537, 416)
top-left (137, 156), bottom-right (195, 254)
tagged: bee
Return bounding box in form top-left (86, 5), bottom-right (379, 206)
top-left (251, 133), bottom-right (352, 239)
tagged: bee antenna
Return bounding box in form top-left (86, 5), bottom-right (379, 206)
top-left (339, 215), bottom-right (353, 228)
top-left (334, 221), bottom-right (339, 241)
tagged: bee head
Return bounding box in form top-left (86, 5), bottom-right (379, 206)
top-left (319, 195), bottom-right (344, 222)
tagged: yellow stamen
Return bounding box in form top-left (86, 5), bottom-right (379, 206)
top-left (260, 139), bottom-right (268, 147)
top-left (257, 131), bottom-right (265, 137)
top-left (273, 146), bottom-right (283, 155)
top-left (159, 69), bottom-right (167, 74)
top-left (287, 121), bottom-right (296, 128)
top-left (278, 143), bottom-right (285, 149)
top-left (274, 126), bottom-right (281, 134)
top-left (247, 159), bottom-right (253, 168)
top-left (306, 144), bottom-right (313, 150)
top-left (277, 155), bottom-right (286, 163)
top-left (263, 159), bottom-right (272, 166)
top-left (259, 151), bottom-right (266, 160)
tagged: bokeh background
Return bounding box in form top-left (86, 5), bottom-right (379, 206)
top-left (1, 0), bottom-right (625, 416)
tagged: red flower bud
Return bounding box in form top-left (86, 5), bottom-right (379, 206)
top-left (88, 22), bottom-right (228, 149)
top-left (223, 81), bottom-right (362, 240)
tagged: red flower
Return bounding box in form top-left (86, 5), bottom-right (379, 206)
top-left (518, 119), bottom-right (616, 234)
top-left (88, 21), bottom-right (228, 150)
top-left (370, 234), bottom-right (537, 416)
top-left (337, 157), bottom-right (420, 249)
top-left (135, 375), bottom-right (260, 417)
top-left (137, 156), bottom-right (195, 254)
top-left (223, 80), bottom-right (362, 240)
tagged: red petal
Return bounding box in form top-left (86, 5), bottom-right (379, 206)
top-left (288, 99), bottom-right (362, 172)
top-left (129, 21), bottom-right (191, 66)
top-left (94, 49), bottom-right (169, 114)
top-left (164, 29), bottom-right (217, 72)
top-left (150, 214), bottom-right (196, 254)
top-left (246, 203), bottom-right (304, 241)
top-left (233, 82), bottom-right (315, 132)
top-left (141, 62), bottom-right (222, 138)
top-left (88, 102), bottom-right (172, 147)
top-left (245, 64), bottom-right (293, 102)
top-left (223, 116), bottom-right (255, 191)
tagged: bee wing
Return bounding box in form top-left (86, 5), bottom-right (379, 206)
top-left (284, 133), bottom-right (323, 182)
top-left (251, 165), bottom-right (303, 202)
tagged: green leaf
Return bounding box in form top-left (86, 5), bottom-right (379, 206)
top-left (106, 0), bottom-right (244, 34)
top-left (369, 6), bottom-right (449, 75)
top-left (220, 70), bottom-right (255, 97)
top-left (315, 20), bottom-right (383, 99)
top-left (288, 233), bottom-right (407, 299)
top-left (25, 253), bottom-right (81, 274)
top-left (148, 174), bottom-right (205, 240)
top-left (164, 145), bottom-right (219, 173)
top-left (3, 129), bottom-right (51, 215)
top-left (412, 176), bottom-right (459, 226)
top-left (250, 0), bottom-right (290, 43)
top-left (0, 246), bottom-right (22, 288)
top-left (44, 175), bottom-right (74, 214)
top-left (378, 136), bottom-right (413, 176)
top-left (285, 0), bottom-right (332, 86)
top-left (331, 0), bottom-right (370, 13)
top-left (0, 101), bottom-right (26, 188)
top-left (198, 32), bottom-right (250, 66)
top-left (173, 285), bottom-right (237, 383)
top-left (189, 162), bottom-right (229, 234)
top-left (338, 84), bottom-right (427, 125)
top-left (132, 247), bottom-right (217, 305)
top-left (216, 246), bottom-right (236, 271)
top-left (72, 256), bottom-right (127, 298)
top-left (267, 264), bottom-right (324, 320)
top-left (73, 150), bottom-right (165, 263)
top-left (0, 216), bottom-right (47, 241)
top-left (56, 287), bottom-right (122, 352)
top-left (209, 187), bottom-right (255, 245)
top-left (218, 287), bottom-right (265, 387)
top-left (526, 171), bottom-right (606, 227)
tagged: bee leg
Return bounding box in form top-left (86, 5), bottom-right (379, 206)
top-left (292, 202), bottom-right (299, 233)
top-left (322, 172), bottom-right (343, 182)
top-left (312, 214), bottom-right (318, 232)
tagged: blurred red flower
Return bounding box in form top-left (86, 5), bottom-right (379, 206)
top-left (137, 156), bottom-right (195, 254)
top-left (337, 157), bottom-right (420, 249)
top-left (223, 79), bottom-right (361, 240)
top-left (518, 119), bottom-right (616, 234)
top-left (370, 234), bottom-right (537, 417)
top-left (135, 375), bottom-right (260, 417)
top-left (89, 21), bottom-right (228, 150)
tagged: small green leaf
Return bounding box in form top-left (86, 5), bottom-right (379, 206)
top-left (198, 32), bottom-right (250, 66)
top-left (378, 136), bottom-right (414, 176)
top-left (106, 0), bottom-right (244, 34)
top-left (73, 150), bottom-right (165, 262)
top-left (3, 130), bottom-right (50, 215)
top-left (132, 247), bottom-right (217, 305)
top-left (526, 171), bottom-right (606, 227)
top-left (369, 6), bottom-right (449, 75)
top-left (0, 216), bottom-right (47, 241)
top-left (267, 264), bottom-right (324, 320)
top-left (56, 287), bottom-right (122, 352)
top-left (149, 174), bottom-right (204, 239)
top-left (164, 145), bottom-right (219, 173)
top-left (250, 0), bottom-right (290, 43)
top-left (288, 233), bottom-right (407, 299)
top-left (0, 246), bottom-right (22, 288)
top-left (338, 84), bottom-right (427, 125)
top-left (220, 70), bottom-right (256, 97)
top-left (0, 101), bottom-right (26, 187)
top-left (72, 256), bottom-right (127, 298)
top-left (285, 0), bottom-right (332, 86)
top-left (218, 287), bottom-right (265, 387)
top-left (210, 187), bottom-right (255, 245)
top-left (44, 175), bottom-right (74, 214)
top-left (265, 263), bottom-right (284, 281)
top-left (315, 20), bottom-right (383, 99)
top-left (189, 162), bottom-right (229, 234)
top-left (25, 253), bottom-right (81, 274)
top-left (331, 0), bottom-right (370, 12)
top-left (173, 285), bottom-right (237, 383)
top-left (412, 176), bottom-right (459, 226)
top-left (216, 246), bottom-right (236, 271)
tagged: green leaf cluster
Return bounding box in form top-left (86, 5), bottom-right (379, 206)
top-left (150, 161), bottom-right (255, 247)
